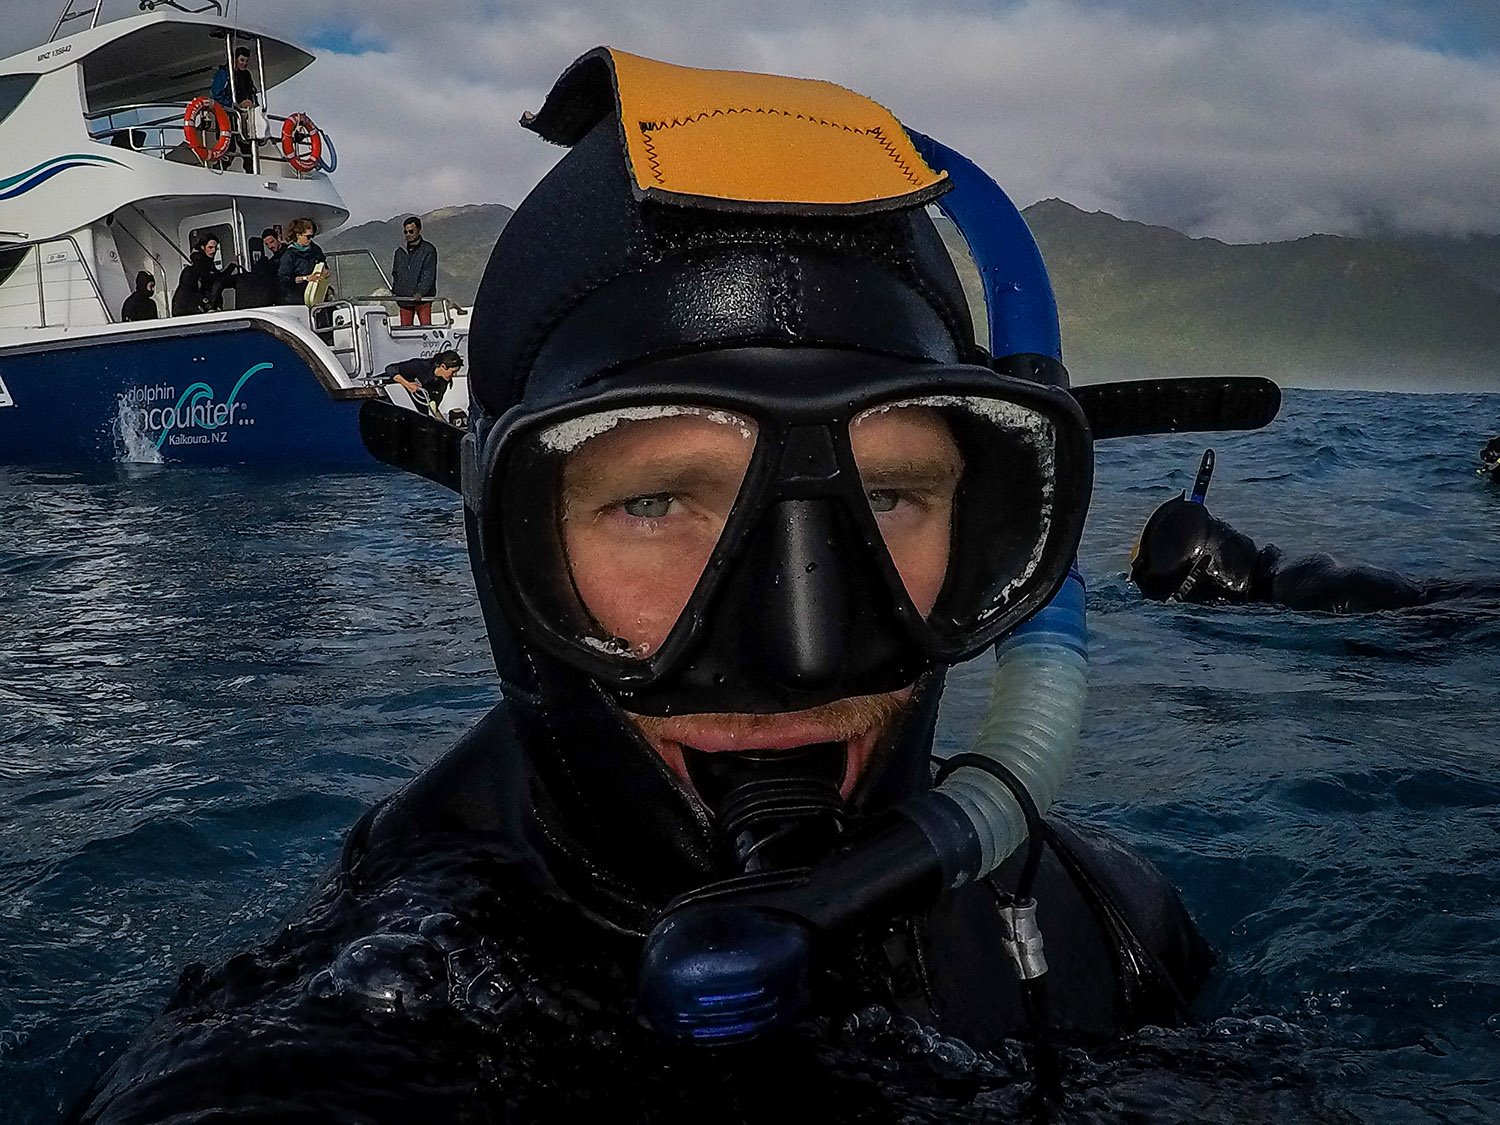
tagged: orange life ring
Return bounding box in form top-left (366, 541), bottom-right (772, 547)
top-left (281, 113), bottom-right (323, 174)
top-left (183, 96), bottom-right (232, 163)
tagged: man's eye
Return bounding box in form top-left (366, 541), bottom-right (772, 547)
top-left (622, 494), bottom-right (673, 518)
top-left (867, 489), bottom-right (899, 514)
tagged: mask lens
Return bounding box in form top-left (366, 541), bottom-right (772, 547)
top-left (851, 395), bottom-right (1060, 642)
top-left (501, 405), bottom-right (759, 661)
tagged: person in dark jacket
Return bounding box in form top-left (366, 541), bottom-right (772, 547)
top-left (74, 50), bottom-right (1214, 1122)
top-left (278, 217), bottom-right (327, 305)
top-left (391, 215), bottom-right (438, 326)
top-left (210, 46), bottom-right (258, 172)
top-left (235, 227), bottom-right (284, 308)
top-left (119, 271), bottom-right (158, 321)
top-left (1131, 450), bottom-right (1477, 612)
top-left (169, 237), bottom-right (238, 316)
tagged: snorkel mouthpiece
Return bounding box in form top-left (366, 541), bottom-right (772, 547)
top-left (639, 572), bottom-right (1088, 1045)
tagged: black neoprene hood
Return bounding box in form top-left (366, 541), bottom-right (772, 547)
top-left (453, 49), bottom-right (1091, 919)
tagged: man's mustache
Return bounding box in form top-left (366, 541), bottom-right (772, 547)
top-left (629, 691), bottom-right (909, 746)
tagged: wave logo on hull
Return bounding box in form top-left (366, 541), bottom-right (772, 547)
top-left (120, 363), bottom-right (271, 450)
top-left (0, 154), bottom-right (127, 201)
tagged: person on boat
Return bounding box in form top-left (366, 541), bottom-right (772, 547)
top-left (1131, 451), bottom-right (1463, 612)
top-left (119, 271), bottom-right (158, 322)
top-left (211, 46), bottom-right (259, 173)
top-left (392, 215), bottom-right (439, 326)
top-left (169, 236), bottom-right (238, 316)
top-left (234, 227), bottom-right (284, 308)
top-left (385, 349), bottom-right (463, 419)
top-left (278, 218), bottom-right (327, 305)
top-left (73, 50), bottom-right (1213, 1121)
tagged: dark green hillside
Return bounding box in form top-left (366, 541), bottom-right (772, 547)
top-left (324, 203), bottom-right (513, 305)
top-left (1023, 200), bottom-right (1500, 390)
top-left (1389, 232), bottom-right (1500, 295)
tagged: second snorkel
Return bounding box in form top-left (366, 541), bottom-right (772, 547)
top-left (637, 134), bottom-right (1089, 1046)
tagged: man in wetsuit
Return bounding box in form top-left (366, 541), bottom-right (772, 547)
top-left (1131, 452), bottom-right (1445, 612)
top-left (76, 50), bottom-right (1213, 1122)
top-left (169, 236), bottom-right (239, 316)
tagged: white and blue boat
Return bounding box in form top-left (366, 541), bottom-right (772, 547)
top-left (0, 0), bottom-right (469, 467)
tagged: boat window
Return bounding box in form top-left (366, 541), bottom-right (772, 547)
top-left (0, 246), bottom-right (27, 288)
top-left (0, 75), bottom-right (40, 127)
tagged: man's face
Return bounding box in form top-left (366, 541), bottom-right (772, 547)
top-left (436, 363), bottom-right (461, 381)
top-left (202, 239), bottom-right (218, 260)
top-left (558, 405), bottom-right (962, 797)
top-left (263, 234), bottom-right (281, 254)
top-left (404, 224), bottom-right (420, 246)
top-left (235, 54), bottom-right (250, 70)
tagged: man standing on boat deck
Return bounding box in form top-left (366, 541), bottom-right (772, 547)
top-left (392, 216), bottom-right (438, 326)
top-left (211, 47), bottom-right (259, 174)
top-left (170, 236), bottom-right (238, 315)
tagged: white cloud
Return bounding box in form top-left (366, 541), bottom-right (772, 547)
top-left (4, 1), bottom-right (1499, 241)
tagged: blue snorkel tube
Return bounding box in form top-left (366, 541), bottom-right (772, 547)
top-left (638, 135), bottom-right (1089, 1045)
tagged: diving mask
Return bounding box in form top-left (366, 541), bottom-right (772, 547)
top-left (474, 347), bottom-right (1092, 714)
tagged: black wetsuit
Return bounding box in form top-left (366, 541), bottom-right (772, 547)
top-left (235, 247), bottom-right (283, 308)
top-left (73, 703), bottom-right (1212, 1122)
top-left (119, 290), bottom-right (157, 322)
top-left (389, 357), bottom-right (452, 402)
top-left (170, 251), bottom-right (237, 315)
top-left (1251, 546), bottom-right (1431, 613)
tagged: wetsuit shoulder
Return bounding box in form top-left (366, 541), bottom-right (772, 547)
top-left (1044, 817), bottom-right (1216, 1021)
top-left (911, 816), bottom-right (1213, 1047)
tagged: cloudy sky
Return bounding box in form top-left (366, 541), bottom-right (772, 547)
top-left (9, 0), bottom-right (1500, 242)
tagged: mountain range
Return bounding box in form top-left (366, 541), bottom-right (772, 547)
top-left (327, 200), bottom-right (1500, 391)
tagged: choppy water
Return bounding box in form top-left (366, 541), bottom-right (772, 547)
top-left (3, 388), bottom-right (1499, 1122)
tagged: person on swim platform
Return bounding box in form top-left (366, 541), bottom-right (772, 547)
top-left (75, 49), bottom-right (1213, 1121)
top-left (1131, 450), bottom-right (1467, 613)
top-left (386, 350), bottom-right (463, 419)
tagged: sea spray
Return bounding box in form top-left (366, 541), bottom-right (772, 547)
top-left (114, 394), bottom-right (163, 464)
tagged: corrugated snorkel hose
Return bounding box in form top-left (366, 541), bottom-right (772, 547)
top-left (936, 568), bottom-right (1088, 881)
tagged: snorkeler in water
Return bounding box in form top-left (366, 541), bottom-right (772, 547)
top-left (76, 50), bottom-right (1221, 1121)
top-left (1131, 450), bottom-right (1470, 613)
top-left (1478, 437), bottom-right (1500, 482)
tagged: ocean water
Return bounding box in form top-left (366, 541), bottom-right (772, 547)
top-left (2, 388), bottom-right (1499, 1122)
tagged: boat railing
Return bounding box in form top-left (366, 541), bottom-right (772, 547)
top-left (51, 0), bottom-right (225, 42)
top-left (0, 233), bottom-right (112, 328)
top-left (86, 102), bottom-right (335, 178)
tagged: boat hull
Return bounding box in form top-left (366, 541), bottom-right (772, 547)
top-left (0, 322), bottom-right (375, 466)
